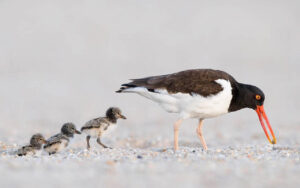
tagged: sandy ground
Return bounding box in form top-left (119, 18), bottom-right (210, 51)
top-left (0, 0), bottom-right (300, 188)
top-left (1, 118), bottom-right (299, 188)
top-left (0, 139), bottom-right (299, 188)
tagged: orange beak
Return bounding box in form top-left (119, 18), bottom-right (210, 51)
top-left (255, 105), bottom-right (276, 144)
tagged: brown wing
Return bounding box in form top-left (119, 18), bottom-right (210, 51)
top-left (118, 69), bottom-right (236, 97)
top-left (44, 134), bottom-right (70, 148)
top-left (17, 145), bottom-right (34, 156)
top-left (81, 117), bottom-right (109, 131)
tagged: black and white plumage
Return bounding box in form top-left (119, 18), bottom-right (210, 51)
top-left (117, 69), bottom-right (276, 151)
top-left (44, 123), bottom-right (81, 155)
top-left (17, 133), bottom-right (46, 156)
top-left (81, 107), bottom-right (126, 149)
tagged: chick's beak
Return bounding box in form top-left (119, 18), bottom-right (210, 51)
top-left (119, 114), bottom-right (127, 119)
top-left (75, 130), bottom-right (81, 134)
top-left (255, 105), bottom-right (276, 144)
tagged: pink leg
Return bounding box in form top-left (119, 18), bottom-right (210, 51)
top-left (196, 119), bottom-right (208, 150)
top-left (174, 119), bottom-right (183, 151)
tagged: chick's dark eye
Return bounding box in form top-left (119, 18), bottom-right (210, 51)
top-left (255, 95), bottom-right (261, 100)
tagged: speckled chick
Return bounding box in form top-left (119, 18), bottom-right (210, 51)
top-left (81, 107), bottom-right (126, 149)
top-left (17, 134), bottom-right (47, 156)
top-left (44, 123), bottom-right (81, 155)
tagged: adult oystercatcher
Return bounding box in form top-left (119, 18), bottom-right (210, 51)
top-left (116, 69), bottom-right (276, 151)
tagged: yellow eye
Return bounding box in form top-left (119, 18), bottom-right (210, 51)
top-left (256, 95), bottom-right (261, 100)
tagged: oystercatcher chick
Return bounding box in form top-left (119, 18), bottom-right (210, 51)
top-left (81, 107), bottom-right (126, 150)
top-left (44, 123), bottom-right (81, 155)
top-left (117, 69), bottom-right (276, 151)
top-left (17, 133), bottom-right (46, 156)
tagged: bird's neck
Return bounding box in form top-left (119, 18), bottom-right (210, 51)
top-left (107, 116), bottom-right (117, 123)
top-left (228, 83), bottom-right (252, 112)
top-left (106, 114), bottom-right (117, 123)
top-left (62, 132), bottom-right (74, 138)
top-left (32, 144), bottom-right (42, 150)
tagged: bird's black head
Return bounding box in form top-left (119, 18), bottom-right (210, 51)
top-left (229, 83), bottom-right (276, 145)
top-left (229, 84), bottom-right (265, 111)
top-left (30, 133), bottom-right (47, 149)
top-left (61, 122), bottom-right (81, 137)
top-left (106, 107), bottom-right (127, 123)
top-left (243, 84), bottom-right (265, 110)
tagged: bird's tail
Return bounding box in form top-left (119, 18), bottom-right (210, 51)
top-left (116, 83), bottom-right (137, 93)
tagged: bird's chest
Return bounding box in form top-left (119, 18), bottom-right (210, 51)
top-left (34, 149), bottom-right (43, 156)
top-left (101, 123), bottom-right (117, 137)
top-left (57, 139), bottom-right (69, 151)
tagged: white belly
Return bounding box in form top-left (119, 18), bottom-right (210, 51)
top-left (82, 128), bottom-right (101, 138)
top-left (125, 79), bottom-right (232, 119)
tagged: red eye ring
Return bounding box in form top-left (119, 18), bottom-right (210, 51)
top-left (256, 95), bottom-right (261, 100)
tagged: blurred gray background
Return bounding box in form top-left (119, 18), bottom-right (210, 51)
top-left (0, 0), bottom-right (299, 146)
